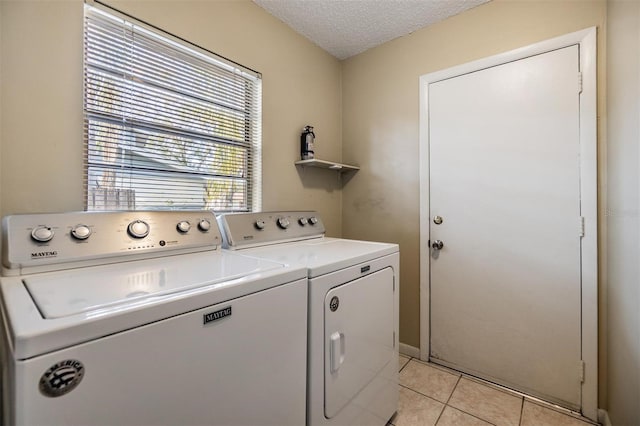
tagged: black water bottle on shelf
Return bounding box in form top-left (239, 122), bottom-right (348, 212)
top-left (300, 125), bottom-right (315, 160)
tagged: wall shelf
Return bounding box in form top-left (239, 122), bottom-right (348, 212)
top-left (294, 159), bottom-right (359, 173)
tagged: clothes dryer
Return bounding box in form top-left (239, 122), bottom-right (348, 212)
top-left (0, 211), bottom-right (308, 426)
top-left (218, 211), bottom-right (399, 426)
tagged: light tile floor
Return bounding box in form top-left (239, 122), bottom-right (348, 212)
top-left (391, 355), bottom-right (598, 426)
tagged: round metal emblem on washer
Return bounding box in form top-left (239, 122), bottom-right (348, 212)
top-left (329, 296), bottom-right (339, 312)
top-left (39, 360), bottom-right (85, 397)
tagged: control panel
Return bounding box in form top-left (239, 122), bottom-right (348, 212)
top-left (2, 211), bottom-right (222, 273)
top-left (218, 211), bottom-right (325, 249)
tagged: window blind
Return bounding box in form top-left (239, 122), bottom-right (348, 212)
top-left (83, 3), bottom-right (262, 212)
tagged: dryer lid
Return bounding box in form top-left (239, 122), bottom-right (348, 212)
top-left (239, 238), bottom-right (398, 278)
top-left (23, 250), bottom-right (284, 319)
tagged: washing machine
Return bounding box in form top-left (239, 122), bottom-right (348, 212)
top-left (0, 210), bottom-right (308, 426)
top-left (218, 211), bottom-right (399, 426)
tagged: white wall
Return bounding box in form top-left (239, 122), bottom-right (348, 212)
top-left (605, 1), bottom-right (640, 424)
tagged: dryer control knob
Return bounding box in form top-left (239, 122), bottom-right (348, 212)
top-left (255, 219), bottom-right (266, 230)
top-left (308, 216), bottom-right (319, 225)
top-left (176, 221), bottom-right (191, 233)
top-left (298, 217), bottom-right (309, 226)
top-left (277, 217), bottom-right (290, 229)
top-left (71, 225), bottom-right (92, 240)
top-left (198, 219), bottom-right (211, 232)
top-left (128, 220), bottom-right (150, 239)
top-left (31, 226), bottom-right (54, 242)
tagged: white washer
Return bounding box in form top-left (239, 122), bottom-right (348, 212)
top-left (218, 211), bottom-right (399, 426)
top-left (0, 211), bottom-right (308, 426)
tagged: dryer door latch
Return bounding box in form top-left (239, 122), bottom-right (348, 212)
top-left (330, 332), bottom-right (345, 373)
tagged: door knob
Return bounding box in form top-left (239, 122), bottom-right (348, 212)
top-left (432, 240), bottom-right (444, 250)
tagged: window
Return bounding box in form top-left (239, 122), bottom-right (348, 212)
top-left (83, 4), bottom-right (261, 212)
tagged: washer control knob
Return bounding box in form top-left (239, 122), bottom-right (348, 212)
top-left (31, 226), bottom-right (54, 242)
top-left (128, 220), bottom-right (150, 239)
top-left (198, 219), bottom-right (211, 232)
top-left (277, 217), bottom-right (290, 229)
top-left (255, 219), bottom-right (266, 230)
top-left (71, 225), bottom-right (92, 240)
top-left (176, 221), bottom-right (191, 233)
top-left (308, 216), bottom-right (319, 225)
top-left (298, 217), bottom-right (309, 226)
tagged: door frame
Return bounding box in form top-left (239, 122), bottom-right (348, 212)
top-left (418, 27), bottom-right (597, 420)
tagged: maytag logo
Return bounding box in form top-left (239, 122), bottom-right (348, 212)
top-left (203, 306), bottom-right (232, 325)
top-left (31, 251), bottom-right (58, 259)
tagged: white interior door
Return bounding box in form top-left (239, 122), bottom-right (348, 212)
top-left (428, 45), bottom-right (582, 409)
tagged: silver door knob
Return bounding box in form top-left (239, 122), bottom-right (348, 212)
top-left (432, 240), bottom-right (444, 250)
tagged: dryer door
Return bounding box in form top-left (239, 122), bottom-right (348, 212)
top-left (324, 267), bottom-right (394, 418)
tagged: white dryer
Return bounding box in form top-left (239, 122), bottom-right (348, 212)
top-left (218, 211), bottom-right (399, 426)
top-left (0, 211), bottom-right (308, 426)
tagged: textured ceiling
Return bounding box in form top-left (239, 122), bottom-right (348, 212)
top-left (253, 0), bottom-right (490, 60)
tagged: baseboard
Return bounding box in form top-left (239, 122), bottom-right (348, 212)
top-left (597, 409), bottom-right (612, 426)
top-left (399, 343), bottom-right (420, 358)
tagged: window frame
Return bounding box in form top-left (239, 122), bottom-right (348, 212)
top-left (83, 2), bottom-right (262, 212)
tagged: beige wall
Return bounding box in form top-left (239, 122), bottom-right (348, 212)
top-left (342, 0), bottom-right (606, 348)
top-left (342, 0), bottom-right (639, 422)
top-left (2, 0), bottom-right (639, 422)
top-left (0, 0), bottom-right (344, 235)
top-left (605, 1), bottom-right (640, 424)
top-left (1, 0), bottom-right (84, 217)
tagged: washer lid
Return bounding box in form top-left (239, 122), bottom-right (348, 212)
top-left (23, 250), bottom-right (284, 319)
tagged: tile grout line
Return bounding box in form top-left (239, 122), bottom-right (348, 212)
top-left (399, 383), bottom-right (449, 406)
top-left (390, 354), bottom-right (416, 426)
top-left (460, 373), bottom-right (525, 400)
top-left (401, 359), bottom-right (593, 426)
top-left (444, 375), bottom-right (515, 426)
top-left (443, 405), bottom-right (499, 426)
top-left (401, 358), bottom-right (462, 405)
top-left (398, 356), bottom-right (411, 373)
top-left (420, 359), bottom-right (535, 406)
top-left (432, 401), bottom-right (448, 425)
top-left (524, 396), bottom-right (598, 424)
top-left (460, 372), bottom-right (594, 424)
top-left (400, 358), bottom-right (463, 425)
top-left (404, 358), bottom-right (489, 425)
top-left (444, 374), bottom-right (462, 405)
top-left (390, 355), bottom-right (413, 426)
top-left (518, 394), bottom-right (525, 426)
top-left (432, 374), bottom-right (462, 425)
top-left (444, 377), bottom-right (499, 426)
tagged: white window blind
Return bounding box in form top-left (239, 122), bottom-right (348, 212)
top-left (83, 3), bottom-right (261, 212)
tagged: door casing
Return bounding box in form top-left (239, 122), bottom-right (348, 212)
top-left (418, 27), bottom-right (597, 421)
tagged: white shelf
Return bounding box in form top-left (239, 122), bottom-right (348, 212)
top-left (294, 159), bottom-right (360, 173)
